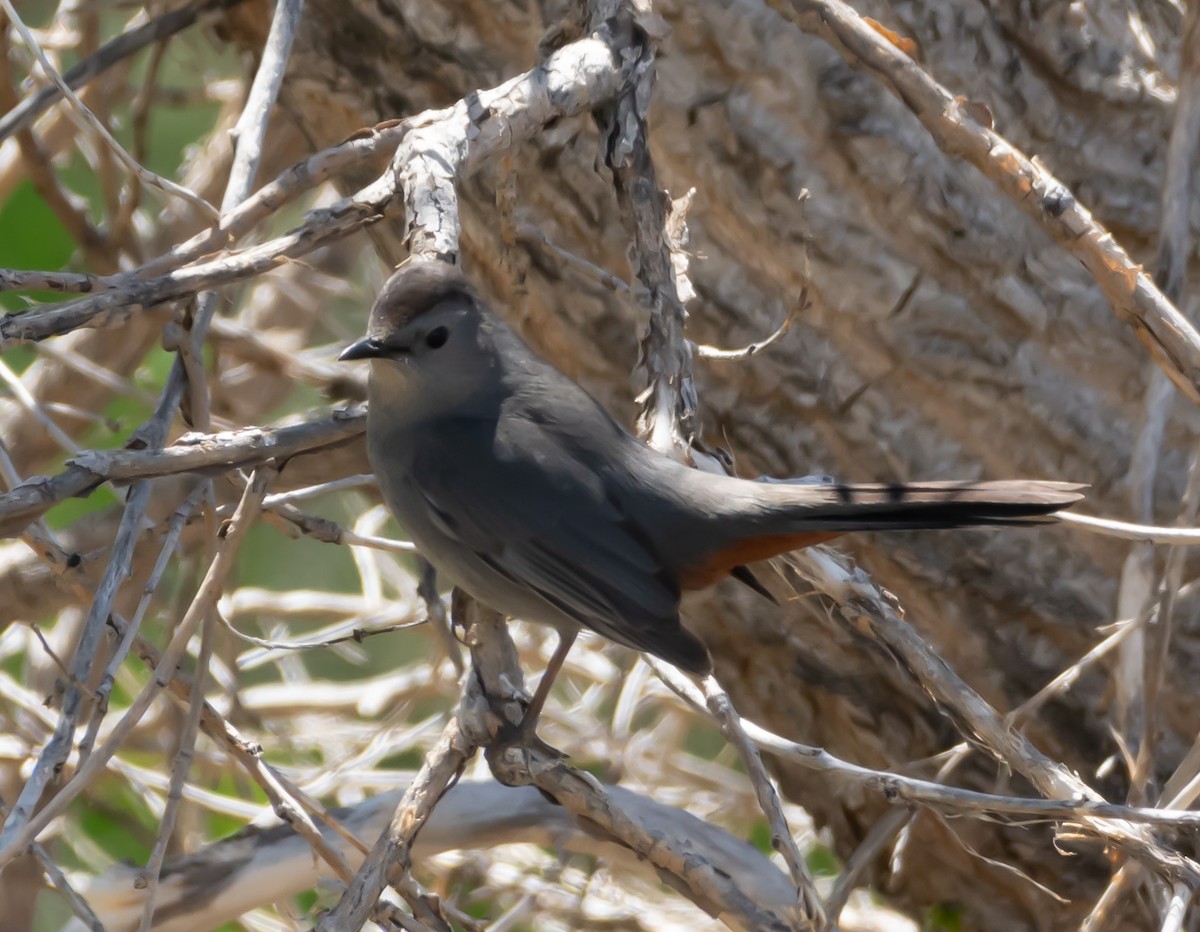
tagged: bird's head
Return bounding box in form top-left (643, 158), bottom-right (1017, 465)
top-left (340, 256), bottom-right (500, 420)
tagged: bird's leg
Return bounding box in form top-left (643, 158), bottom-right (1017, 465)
top-left (513, 629), bottom-right (578, 743)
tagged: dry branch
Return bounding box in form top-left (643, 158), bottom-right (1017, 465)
top-left (465, 597), bottom-right (803, 932)
top-left (651, 657), bottom-right (1200, 832)
top-left (7, 0), bottom-right (1200, 928)
top-left (0, 27), bottom-right (637, 346)
top-left (316, 716), bottom-right (475, 931)
top-left (588, 1), bottom-right (701, 459)
top-left (781, 547), bottom-right (1200, 885)
top-left (67, 779), bottom-right (793, 932)
top-left (0, 0), bottom-right (248, 144)
top-left (768, 0), bottom-right (1200, 404)
top-left (0, 405), bottom-right (365, 537)
top-left (0, 468), bottom-right (274, 867)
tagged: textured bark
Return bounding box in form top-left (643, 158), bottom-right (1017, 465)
top-left (201, 1), bottom-right (1200, 928)
top-left (8, 0), bottom-right (1195, 928)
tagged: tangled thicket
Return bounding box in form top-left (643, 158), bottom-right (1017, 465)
top-left (3, 1), bottom-right (1200, 930)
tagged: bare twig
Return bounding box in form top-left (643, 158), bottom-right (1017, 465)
top-left (419, 558), bottom-right (464, 675)
top-left (260, 474), bottom-right (376, 505)
top-left (1161, 883), bottom-right (1191, 932)
top-left (694, 295), bottom-right (801, 360)
top-left (257, 500), bottom-right (418, 554)
top-left (532, 754), bottom-right (802, 929)
top-left (513, 222), bottom-right (632, 294)
top-left (226, 0), bottom-right (303, 200)
top-left (648, 656), bottom-right (1200, 832)
top-left (133, 118), bottom-right (411, 280)
top-left (136, 610), bottom-right (214, 932)
top-left (217, 604), bottom-right (423, 652)
top-left (77, 481), bottom-right (207, 765)
top-left (0, 31), bottom-right (634, 347)
top-left (701, 674), bottom-right (823, 928)
top-left (316, 717), bottom-right (475, 931)
top-left (824, 808), bottom-right (909, 922)
top-left (779, 548), bottom-right (1200, 884)
top-left (1005, 618), bottom-right (1139, 727)
top-left (0, 796), bottom-right (106, 932)
top-left (696, 202), bottom-right (811, 362)
top-left (0, 0), bottom-right (248, 144)
top-left (1060, 511), bottom-right (1200, 544)
top-left (0, 356), bottom-right (81, 455)
top-left (115, 22), bottom-right (170, 243)
top-left (1, 0), bottom-right (218, 220)
top-left (0, 468), bottom-right (273, 868)
top-left (0, 404), bottom-right (366, 537)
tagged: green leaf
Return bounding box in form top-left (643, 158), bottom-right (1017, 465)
top-left (0, 181), bottom-right (76, 314)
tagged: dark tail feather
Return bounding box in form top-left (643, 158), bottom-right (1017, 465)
top-left (730, 564), bottom-right (778, 602)
top-left (773, 479), bottom-right (1084, 532)
top-left (679, 480), bottom-right (1083, 592)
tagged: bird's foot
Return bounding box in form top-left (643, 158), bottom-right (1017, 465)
top-left (496, 708), bottom-right (568, 760)
top-left (486, 713), bottom-right (567, 790)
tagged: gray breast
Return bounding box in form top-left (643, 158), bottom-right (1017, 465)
top-left (369, 432), bottom-right (581, 636)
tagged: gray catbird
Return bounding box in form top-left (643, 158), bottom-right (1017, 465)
top-left (341, 257), bottom-right (1081, 725)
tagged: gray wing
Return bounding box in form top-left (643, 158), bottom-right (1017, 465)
top-left (408, 415), bottom-right (711, 673)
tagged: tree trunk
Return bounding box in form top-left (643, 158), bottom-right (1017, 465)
top-left (5, 0), bottom-right (1195, 928)
top-left (213, 1), bottom-right (1193, 927)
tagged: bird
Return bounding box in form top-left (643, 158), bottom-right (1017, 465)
top-left (340, 256), bottom-right (1081, 734)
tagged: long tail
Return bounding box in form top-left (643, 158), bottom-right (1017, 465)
top-left (765, 478), bottom-right (1084, 531)
top-left (680, 479), bottom-right (1084, 590)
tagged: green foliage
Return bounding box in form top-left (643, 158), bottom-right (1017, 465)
top-left (748, 818), bottom-right (773, 855)
top-left (44, 485), bottom-right (120, 529)
top-left (241, 522), bottom-right (361, 597)
top-left (805, 841), bottom-right (840, 877)
top-left (0, 182), bottom-right (75, 315)
top-left (925, 901), bottom-right (964, 931)
top-left (73, 780), bottom-right (157, 863)
top-left (378, 747), bottom-right (428, 771)
top-left (682, 720), bottom-right (726, 761)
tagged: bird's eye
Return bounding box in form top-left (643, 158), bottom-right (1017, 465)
top-left (425, 326), bottom-right (449, 349)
